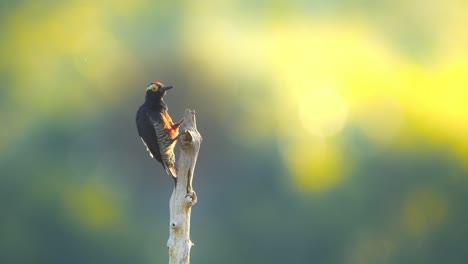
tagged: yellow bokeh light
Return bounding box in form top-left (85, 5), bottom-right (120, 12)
top-left (401, 189), bottom-right (448, 237)
top-left (63, 182), bottom-right (121, 230)
top-left (283, 140), bottom-right (344, 192)
top-left (356, 98), bottom-right (405, 144)
top-left (299, 87), bottom-right (348, 138)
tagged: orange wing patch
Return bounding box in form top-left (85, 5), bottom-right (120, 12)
top-left (161, 112), bottom-right (179, 139)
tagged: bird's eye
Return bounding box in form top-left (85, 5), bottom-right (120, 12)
top-left (152, 85), bottom-right (158, 92)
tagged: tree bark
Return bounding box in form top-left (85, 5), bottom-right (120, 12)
top-left (167, 109), bottom-right (202, 264)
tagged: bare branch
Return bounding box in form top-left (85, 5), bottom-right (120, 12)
top-left (167, 109), bottom-right (202, 264)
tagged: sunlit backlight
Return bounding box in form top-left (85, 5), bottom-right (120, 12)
top-left (284, 140), bottom-right (344, 192)
top-left (181, 2), bottom-right (468, 175)
top-left (299, 87), bottom-right (348, 138)
top-left (357, 98), bottom-right (404, 144)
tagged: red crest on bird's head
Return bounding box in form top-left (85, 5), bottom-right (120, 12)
top-left (152, 81), bottom-right (162, 87)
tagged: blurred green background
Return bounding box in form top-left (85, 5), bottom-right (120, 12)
top-left (1, 0), bottom-right (468, 263)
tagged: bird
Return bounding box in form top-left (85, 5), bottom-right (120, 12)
top-left (136, 81), bottom-right (183, 180)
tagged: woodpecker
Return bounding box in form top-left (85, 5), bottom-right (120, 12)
top-left (136, 81), bottom-right (183, 180)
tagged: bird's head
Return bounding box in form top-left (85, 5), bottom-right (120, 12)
top-left (146, 81), bottom-right (173, 101)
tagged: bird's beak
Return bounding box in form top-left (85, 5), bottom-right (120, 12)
top-left (160, 85), bottom-right (173, 92)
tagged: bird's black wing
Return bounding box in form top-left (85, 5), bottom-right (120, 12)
top-left (136, 107), bottom-right (163, 164)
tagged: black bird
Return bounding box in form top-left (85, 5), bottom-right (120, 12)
top-left (136, 81), bottom-right (183, 179)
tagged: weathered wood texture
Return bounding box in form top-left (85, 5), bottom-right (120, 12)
top-left (167, 110), bottom-right (202, 264)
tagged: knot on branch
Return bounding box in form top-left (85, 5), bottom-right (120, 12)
top-left (184, 191), bottom-right (197, 207)
top-left (179, 110), bottom-right (201, 151)
top-left (180, 130), bottom-right (194, 149)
